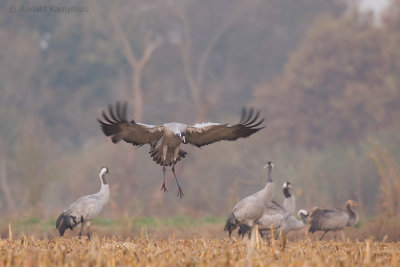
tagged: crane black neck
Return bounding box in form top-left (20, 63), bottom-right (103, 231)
top-left (283, 187), bottom-right (291, 198)
top-left (267, 167), bottom-right (272, 182)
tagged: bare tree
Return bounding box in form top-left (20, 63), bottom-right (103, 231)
top-left (176, 0), bottom-right (259, 121)
top-left (110, 6), bottom-right (163, 121)
top-left (108, 2), bottom-right (164, 213)
top-left (1, 158), bottom-right (16, 212)
top-left (148, 1), bottom-right (261, 207)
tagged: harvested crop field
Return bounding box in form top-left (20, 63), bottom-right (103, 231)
top-left (1, 236), bottom-right (399, 266)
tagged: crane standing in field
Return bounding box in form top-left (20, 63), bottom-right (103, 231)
top-left (281, 182), bottom-right (295, 214)
top-left (98, 102), bottom-right (264, 198)
top-left (224, 162), bottom-right (275, 237)
top-left (56, 167), bottom-right (111, 239)
top-left (309, 200), bottom-right (359, 240)
top-left (239, 182), bottom-right (308, 239)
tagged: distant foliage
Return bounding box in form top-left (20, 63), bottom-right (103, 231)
top-left (254, 12), bottom-right (400, 148)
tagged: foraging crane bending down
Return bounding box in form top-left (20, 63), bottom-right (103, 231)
top-left (56, 167), bottom-right (110, 239)
top-left (224, 161), bottom-right (275, 237)
top-left (285, 209), bottom-right (309, 234)
top-left (309, 200), bottom-right (359, 240)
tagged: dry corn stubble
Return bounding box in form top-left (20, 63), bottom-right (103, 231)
top-left (0, 236), bottom-right (400, 266)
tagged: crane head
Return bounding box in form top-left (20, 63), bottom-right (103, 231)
top-left (346, 200), bottom-right (358, 207)
top-left (298, 209), bottom-right (309, 218)
top-left (100, 167), bottom-right (109, 176)
top-left (264, 161), bottom-right (273, 169)
top-left (283, 182), bottom-right (292, 188)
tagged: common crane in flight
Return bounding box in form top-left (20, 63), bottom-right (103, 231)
top-left (56, 167), bottom-right (110, 239)
top-left (98, 102), bottom-right (264, 198)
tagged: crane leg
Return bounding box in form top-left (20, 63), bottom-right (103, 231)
top-left (78, 223), bottom-right (84, 238)
top-left (161, 166), bottom-right (168, 192)
top-left (86, 221), bottom-right (91, 240)
top-left (319, 231), bottom-right (328, 241)
top-left (172, 163), bottom-right (184, 198)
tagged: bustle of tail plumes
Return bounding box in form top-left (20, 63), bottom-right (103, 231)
top-left (237, 224), bottom-right (251, 237)
top-left (308, 219), bottom-right (319, 233)
top-left (56, 212), bottom-right (78, 236)
top-left (224, 212), bottom-right (239, 237)
top-left (149, 148), bottom-right (187, 166)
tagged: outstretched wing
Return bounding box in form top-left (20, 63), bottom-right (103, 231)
top-left (98, 102), bottom-right (163, 148)
top-left (185, 107), bottom-right (265, 148)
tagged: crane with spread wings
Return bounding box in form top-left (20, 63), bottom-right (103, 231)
top-left (98, 102), bottom-right (265, 198)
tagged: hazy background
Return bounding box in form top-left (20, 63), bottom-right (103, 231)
top-left (1, 0), bottom-right (399, 222)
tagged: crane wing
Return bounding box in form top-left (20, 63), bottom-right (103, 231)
top-left (185, 107), bottom-right (265, 148)
top-left (98, 102), bottom-right (164, 149)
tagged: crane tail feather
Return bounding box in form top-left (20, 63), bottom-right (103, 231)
top-left (56, 213), bottom-right (77, 236)
top-left (309, 219), bottom-right (319, 233)
top-left (149, 148), bottom-right (187, 167)
top-left (224, 212), bottom-right (239, 237)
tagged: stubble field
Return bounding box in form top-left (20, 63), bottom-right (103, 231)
top-left (1, 217), bottom-right (400, 266)
top-left (1, 235), bottom-right (399, 266)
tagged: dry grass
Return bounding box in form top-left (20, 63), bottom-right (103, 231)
top-left (1, 235), bottom-right (399, 266)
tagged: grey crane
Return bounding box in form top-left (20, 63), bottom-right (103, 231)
top-left (309, 200), bottom-right (359, 240)
top-left (56, 167), bottom-right (110, 239)
top-left (239, 182), bottom-right (308, 239)
top-left (282, 182), bottom-right (295, 214)
top-left (252, 208), bottom-right (309, 239)
top-left (224, 162), bottom-right (275, 237)
top-left (286, 209), bottom-right (309, 233)
top-left (98, 102), bottom-right (264, 198)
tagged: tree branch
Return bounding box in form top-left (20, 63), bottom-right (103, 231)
top-left (1, 159), bottom-right (16, 211)
top-left (110, 9), bottom-right (138, 68)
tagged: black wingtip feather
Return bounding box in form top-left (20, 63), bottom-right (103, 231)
top-left (237, 107), bottom-right (265, 130)
top-left (98, 102), bottom-right (131, 138)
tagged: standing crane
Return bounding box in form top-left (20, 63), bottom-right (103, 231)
top-left (309, 200), bottom-right (359, 240)
top-left (224, 162), bottom-right (275, 237)
top-left (240, 182), bottom-right (308, 239)
top-left (56, 167), bottom-right (110, 239)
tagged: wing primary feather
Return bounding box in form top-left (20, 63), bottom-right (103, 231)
top-left (243, 107), bottom-right (254, 124)
top-left (239, 107), bottom-right (246, 123)
top-left (248, 118), bottom-right (265, 128)
top-left (121, 102), bottom-right (128, 121)
top-left (101, 111), bottom-right (115, 124)
top-left (108, 104), bottom-right (119, 122)
top-left (242, 110), bottom-right (260, 126)
top-left (116, 101), bottom-right (122, 120)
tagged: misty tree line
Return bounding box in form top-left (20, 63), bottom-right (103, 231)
top-left (0, 0), bottom-right (399, 218)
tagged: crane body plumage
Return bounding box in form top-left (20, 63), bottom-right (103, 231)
top-left (224, 162), bottom-right (275, 237)
top-left (98, 102), bottom-right (264, 198)
top-left (309, 200), bottom-right (359, 240)
top-left (239, 182), bottom-right (308, 239)
top-left (56, 167), bottom-right (110, 239)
